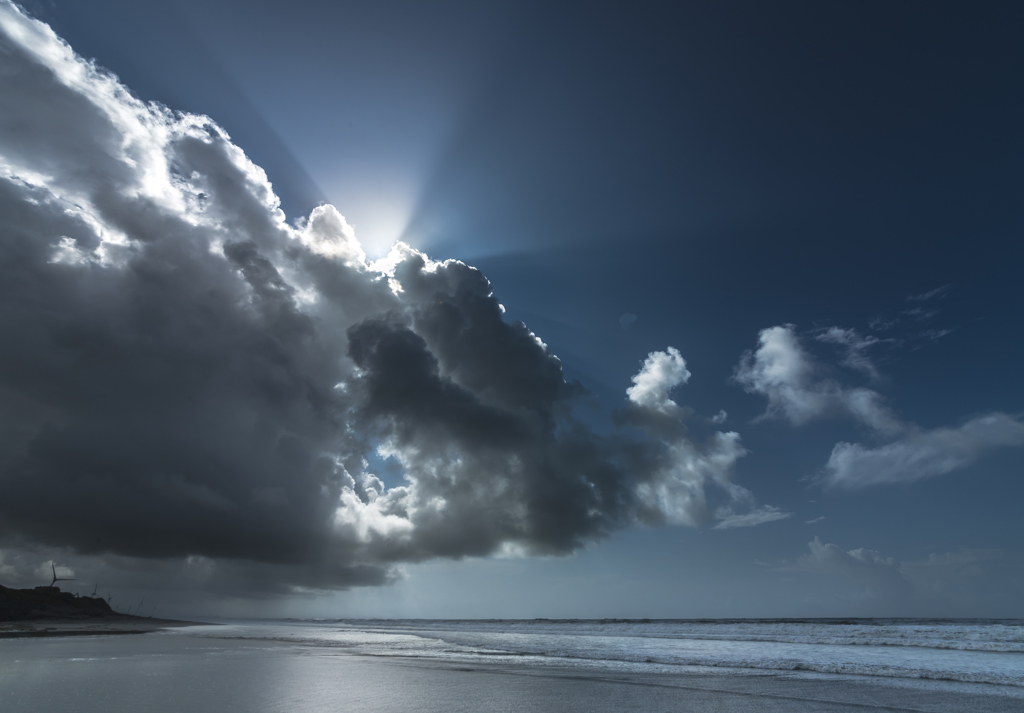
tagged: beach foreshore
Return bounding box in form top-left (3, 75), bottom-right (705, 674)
top-left (0, 617), bottom-right (210, 639)
top-left (1, 628), bottom-right (1021, 713)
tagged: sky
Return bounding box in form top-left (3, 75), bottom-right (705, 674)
top-left (0, 0), bottom-right (1022, 619)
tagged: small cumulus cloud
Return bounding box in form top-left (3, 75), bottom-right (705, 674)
top-left (805, 516), bottom-right (825, 524)
top-left (626, 347), bottom-right (690, 414)
top-left (617, 349), bottom-right (760, 528)
top-left (733, 325), bottom-right (901, 434)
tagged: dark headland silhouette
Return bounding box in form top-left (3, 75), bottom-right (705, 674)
top-left (0, 582), bottom-right (117, 622)
top-left (0, 571), bottom-right (205, 637)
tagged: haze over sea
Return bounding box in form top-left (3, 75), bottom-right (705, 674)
top-left (3, 619), bottom-right (1023, 712)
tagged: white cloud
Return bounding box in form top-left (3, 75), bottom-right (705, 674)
top-left (734, 325), bottom-right (901, 433)
top-left (621, 349), bottom-right (779, 528)
top-left (0, 3), bottom-right (781, 593)
top-left (805, 515), bottom-right (825, 524)
top-left (627, 347), bottom-right (690, 414)
top-left (736, 325), bottom-right (1024, 490)
top-left (620, 349), bottom-right (750, 526)
top-left (822, 413), bottom-right (1024, 489)
top-left (637, 431), bottom-right (748, 527)
top-left (298, 204), bottom-right (365, 266)
top-left (713, 505), bottom-right (791, 529)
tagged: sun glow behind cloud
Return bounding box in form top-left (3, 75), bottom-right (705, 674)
top-left (322, 179), bottom-right (419, 260)
top-left (0, 0), bottom-right (787, 597)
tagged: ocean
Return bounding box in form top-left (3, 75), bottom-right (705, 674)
top-left (2, 618), bottom-right (1022, 711)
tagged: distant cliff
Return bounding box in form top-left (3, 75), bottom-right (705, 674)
top-left (0, 585), bottom-right (117, 621)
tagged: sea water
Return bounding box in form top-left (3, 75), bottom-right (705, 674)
top-left (194, 618), bottom-right (1024, 688)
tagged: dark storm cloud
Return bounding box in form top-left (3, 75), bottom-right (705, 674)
top-left (0, 3), bottom-right (778, 593)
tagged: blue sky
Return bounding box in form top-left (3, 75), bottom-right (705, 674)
top-left (1, 0), bottom-right (1022, 618)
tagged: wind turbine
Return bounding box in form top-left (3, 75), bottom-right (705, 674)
top-left (91, 582), bottom-right (99, 597)
top-left (50, 563), bottom-right (76, 587)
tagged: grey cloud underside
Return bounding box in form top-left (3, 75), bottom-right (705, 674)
top-left (0, 3), bottom-right (763, 592)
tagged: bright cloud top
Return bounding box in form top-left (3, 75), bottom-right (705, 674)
top-left (626, 347), bottom-right (690, 414)
top-left (0, 2), bottom-right (784, 593)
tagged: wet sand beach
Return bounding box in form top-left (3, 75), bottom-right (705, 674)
top-left (1, 624), bottom-right (1021, 713)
